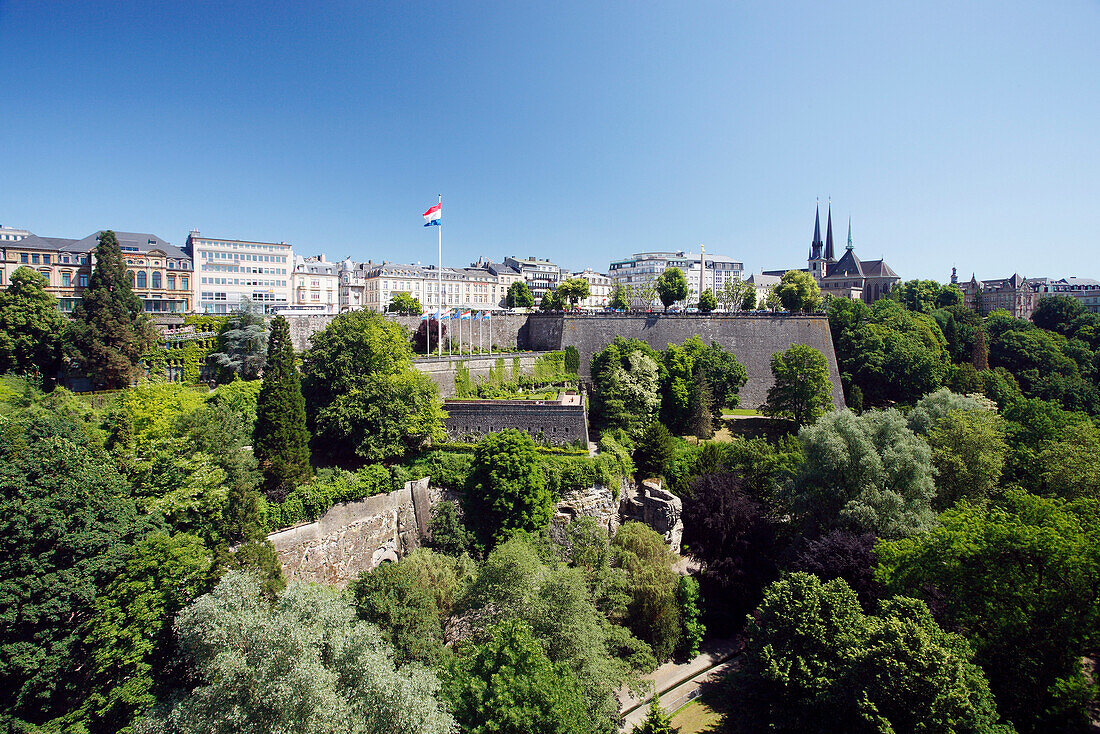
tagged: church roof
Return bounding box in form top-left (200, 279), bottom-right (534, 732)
top-left (824, 248), bottom-right (864, 278)
top-left (860, 259), bottom-right (898, 278)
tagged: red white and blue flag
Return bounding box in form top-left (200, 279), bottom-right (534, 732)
top-left (423, 203), bottom-right (442, 226)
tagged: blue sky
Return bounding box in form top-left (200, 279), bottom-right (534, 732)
top-left (2, 1), bottom-right (1098, 280)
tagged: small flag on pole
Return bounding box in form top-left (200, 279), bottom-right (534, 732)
top-left (422, 203), bottom-right (442, 227)
top-left (420, 312), bottom-right (430, 321)
top-left (461, 310), bottom-right (472, 320)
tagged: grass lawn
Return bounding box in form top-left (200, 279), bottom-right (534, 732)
top-left (670, 698), bottom-right (723, 733)
top-left (722, 408), bottom-right (763, 417)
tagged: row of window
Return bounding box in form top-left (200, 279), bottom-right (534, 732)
top-left (201, 250), bottom-right (287, 263)
top-left (200, 277), bottom-right (287, 287)
top-left (125, 271), bottom-right (189, 290)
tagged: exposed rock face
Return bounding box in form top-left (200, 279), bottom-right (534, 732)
top-left (268, 477), bottom-right (434, 587)
top-left (548, 481), bottom-right (624, 543)
top-left (620, 479), bottom-right (684, 551)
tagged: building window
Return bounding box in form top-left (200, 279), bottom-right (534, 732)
top-left (168, 275), bottom-right (176, 290)
top-left (20, 253), bottom-right (28, 263)
top-left (63, 272), bottom-right (71, 287)
top-left (31, 254), bottom-right (40, 264)
top-left (42, 255), bottom-right (51, 264)
top-left (152, 272), bottom-right (161, 289)
top-left (80, 275), bottom-right (88, 287)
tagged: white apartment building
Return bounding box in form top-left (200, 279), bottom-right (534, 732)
top-left (0, 225), bottom-right (31, 243)
top-left (1030, 276), bottom-right (1100, 314)
top-left (570, 268), bottom-right (614, 309)
top-left (289, 255), bottom-right (339, 314)
top-left (504, 256), bottom-right (562, 304)
top-left (186, 231), bottom-right (293, 314)
top-left (608, 250), bottom-right (744, 307)
top-left (337, 258), bottom-right (524, 314)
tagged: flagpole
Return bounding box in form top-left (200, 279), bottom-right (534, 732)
top-left (437, 194), bottom-right (443, 359)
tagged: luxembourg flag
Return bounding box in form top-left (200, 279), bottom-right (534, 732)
top-left (423, 203), bottom-right (442, 226)
top-left (460, 310), bottom-right (472, 320)
top-left (420, 311), bottom-right (430, 321)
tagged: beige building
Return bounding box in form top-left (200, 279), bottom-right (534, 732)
top-left (960, 273), bottom-right (1039, 320)
top-left (289, 255), bottom-right (338, 314)
top-left (570, 268), bottom-right (614, 309)
top-left (338, 258), bottom-right (522, 314)
top-left (2, 230), bottom-right (192, 313)
top-left (186, 231), bottom-right (292, 314)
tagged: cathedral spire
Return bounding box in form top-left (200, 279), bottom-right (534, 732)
top-left (846, 216), bottom-right (853, 250)
top-left (810, 201), bottom-right (822, 259)
top-left (825, 200), bottom-right (834, 261)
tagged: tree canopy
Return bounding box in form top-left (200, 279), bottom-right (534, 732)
top-left (656, 267), bottom-right (688, 311)
top-left (302, 311), bottom-right (445, 465)
top-left (506, 280), bottom-right (534, 308)
top-left (774, 270), bottom-right (821, 313)
top-left (387, 291), bottom-right (423, 314)
top-left (762, 343), bottom-right (833, 425)
top-left (0, 266), bottom-right (65, 380)
top-left (465, 430), bottom-right (554, 547)
top-left (556, 277), bottom-right (591, 308)
top-left (254, 316), bottom-right (311, 497)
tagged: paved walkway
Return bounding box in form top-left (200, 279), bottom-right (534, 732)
top-left (617, 637), bottom-right (741, 731)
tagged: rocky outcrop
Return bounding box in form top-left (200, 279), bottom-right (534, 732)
top-left (620, 479), bottom-right (683, 551)
top-left (548, 481), bottom-right (624, 543)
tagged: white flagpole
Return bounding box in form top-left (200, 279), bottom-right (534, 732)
top-left (437, 194), bottom-right (443, 359)
top-left (488, 310), bottom-right (492, 354)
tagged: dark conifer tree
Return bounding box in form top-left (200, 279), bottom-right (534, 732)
top-left (971, 327), bottom-right (989, 371)
top-left (65, 230), bottom-right (157, 388)
top-left (254, 316), bottom-right (311, 499)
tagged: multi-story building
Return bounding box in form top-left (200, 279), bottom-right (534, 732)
top-left (1030, 276), bottom-right (1100, 314)
top-left (0, 225), bottom-right (31, 243)
top-left (474, 258), bottom-right (524, 307)
top-left (959, 273), bottom-right (1039, 320)
top-left (608, 250), bottom-right (744, 308)
top-left (338, 257), bottom-right (522, 314)
top-left (2, 230), bottom-right (191, 313)
top-left (571, 268), bottom-right (614, 309)
top-left (186, 231), bottom-right (292, 314)
top-left (290, 255), bottom-right (338, 314)
top-left (73, 231), bottom-right (193, 313)
top-left (504, 256), bottom-right (562, 304)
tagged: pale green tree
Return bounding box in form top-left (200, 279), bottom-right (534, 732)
top-left (774, 270), bottom-right (821, 313)
top-left (140, 572), bottom-right (454, 734)
top-left (556, 277), bottom-right (591, 308)
top-left (656, 267), bottom-right (689, 312)
top-left (762, 343), bottom-right (833, 425)
top-left (789, 408), bottom-right (936, 539)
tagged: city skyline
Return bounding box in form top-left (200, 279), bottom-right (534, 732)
top-left (2, 1), bottom-right (1098, 280)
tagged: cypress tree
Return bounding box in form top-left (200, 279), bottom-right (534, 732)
top-left (65, 230), bottom-right (157, 388)
top-left (254, 316), bottom-right (311, 499)
top-left (971, 327), bottom-right (989, 372)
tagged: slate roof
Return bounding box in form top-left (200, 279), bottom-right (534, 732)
top-left (4, 234), bottom-right (78, 251)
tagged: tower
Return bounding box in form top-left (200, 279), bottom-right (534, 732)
top-left (824, 201), bottom-right (835, 262)
top-left (808, 202), bottom-right (827, 281)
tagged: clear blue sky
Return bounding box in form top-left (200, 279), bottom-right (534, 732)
top-left (2, 1), bottom-right (1098, 280)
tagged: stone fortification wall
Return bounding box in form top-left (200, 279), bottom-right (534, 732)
top-left (414, 353), bottom-right (548, 398)
top-left (268, 478), bottom-right (433, 587)
top-left (528, 313), bottom-right (845, 410)
top-left (443, 397), bottom-right (589, 446)
top-left (385, 313), bottom-right (535, 352)
top-left (280, 311), bottom-right (844, 409)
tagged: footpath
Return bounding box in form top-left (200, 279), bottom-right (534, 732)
top-left (617, 637), bottom-right (741, 731)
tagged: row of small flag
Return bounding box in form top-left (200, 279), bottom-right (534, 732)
top-left (420, 310), bottom-right (493, 321)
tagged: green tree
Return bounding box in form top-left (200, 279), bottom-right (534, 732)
top-left (0, 266), bottom-right (65, 379)
top-left (789, 409), bottom-right (936, 538)
top-left (720, 279), bottom-right (750, 312)
top-left (1032, 295), bottom-right (1085, 335)
top-left (613, 522), bottom-right (682, 662)
top-left (656, 267), bottom-right (689, 312)
top-left (633, 421), bottom-right (675, 480)
top-left (0, 410), bottom-right (149, 730)
top-left (387, 291), bottom-right (423, 314)
top-left (926, 409), bottom-right (1007, 509)
top-left (774, 270), bottom-right (821, 313)
top-left (207, 308), bottom-right (266, 380)
top-left (698, 289), bottom-right (717, 314)
top-left (609, 284), bottom-right (630, 310)
top-left (65, 230), bottom-right (158, 389)
top-left (876, 490), bottom-right (1100, 733)
top-left (556, 277), bottom-right (591, 309)
top-left (303, 311), bottom-right (445, 464)
top-left (447, 619), bottom-right (592, 734)
top-left (828, 297), bottom-right (951, 406)
top-left (81, 533), bottom-right (211, 732)
top-left (762, 343), bottom-right (833, 425)
top-left (143, 572), bottom-right (454, 734)
top-left (741, 286), bottom-right (757, 310)
top-left (254, 316), bottom-right (311, 498)
top-left (540, 289), bottom-right (563, 311)
top-left (659, 337), bottom-right (746, 435)
top-left (427, 500), bottom-right (473, 556)
top-left (729, 573), bottom-right (1007, 734)
top-left (1037, 421), bottom-right (1100, 500)
top-left (906, 387), bottom-right (996, 435)
top-left (675, 575), bottom-right (704, 658)
top-left (590, 337), bottom-right (661, 433)
top-left (632, 696), bottom-right (676, 734)
top-left (973, 326), bottom-right (990, 370)
top-left (465, 430), bottom-right (553, 546)
top-left (563, 345), bottom-right (580, 373)
top-left (506, 280), bottom-right (535, 308)
top-left (351, 560), bottom-right (445, 666)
